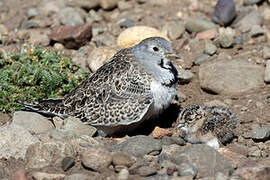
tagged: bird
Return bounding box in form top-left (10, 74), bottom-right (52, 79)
top-left (176, 104), bottom-right (238, 149)
top-left (22, 37), bottom-right (180, 136)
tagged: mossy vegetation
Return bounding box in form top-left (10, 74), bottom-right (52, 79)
top-left (0, 47), bottom-right (90, 112)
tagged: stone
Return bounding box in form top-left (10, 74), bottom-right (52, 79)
top-left (196, 29), bottom-right (218, 40)
top-left (64, 173), bottom-right (91, 180)
top-left (12, 111), bottom-right (54, 134)
top-left (112, 152), bottom-right (135, 167)
top-left (138, 166), bottom-right (156, 177)
top-left (118, 168), bottom-right (129, 180)
top-left (211, 0), bottom-right (236, 26)
top-left (219, 27), bottom-right (235, 48)
top-left (99, 0), bottom-right (118, 10)
top-left (178, 70), bottom-right (194, 84)
top-left (118, 1), bottom-right (133, 11)
top-left (161, 136), bottom-right (186, 146)
top-left (11, 168), bottom-right (27, 180)
top-left (49, 24), bottom-right (92, 49)
top-left (62, 117), bottom-right (97, 137)
top-left (204, 40), bottom-right (217, 56)
top-left (193, 54), bottom-right (211, 65)
top-left (108, 135), bottom-right (162, 157)
top-left (265, 60), bottom-right (270, 83)
top-left (86, 10), bottom-right (103, 24)
top-left (87, 46), bottom-right (117, 72)
top-left (27, 8), bottom-right (40, 19)
top-left (117, 18), bottom-right (134, 28)
top-left (67, 0), bottom-right (99, 10)
top-left (27, 29), bottom-right (50, 46)
top-left (0, 124), bottom-right (39, 159)
top-left (151, 126), bottom-right (173, 139)
top-left (233, 166), bottom-right (270, 180)
top-left (199, 59), bottom-right (264, 95)
top-left (172, 144), bottom-right (233, 178)
top-left (242, 123), bottom-right (270, 141)
top-left (263, 46), bottom-right (270, 59)
top-left (22, 21), bottom-right (40, 29)
top-left (39, 129), bottom-right (76, 142)
top-left (92, 33), bottom-right (116, 47)
top-left (59, 7), bottom-right (84, 26)
top-left (177, 163), bottom-right (197, 178)
top-left (25, 140), bottom-right (75, 169)
top-left (185, 18), bottom-right (217, 33)
top-left (217, 148), bottom-right (248, 168)
top-left (39, 0), bottom-right (66, 16)
top-left (248, 146), bottom-right (261, 157)
top-left (81, 146), bottom-right (112, 171)
top-left (234, 10), bottom-right (263, 32)
top-left (250, 25), bottom-right (264, 37)
top-left (117, 26), bottom-right (168, 48)
top-left (162, 21), bottom-right (185, 40)
top-left (31, 172), bottom-right (65, 180)
top-left (61, 157), bottom-right (75, 171)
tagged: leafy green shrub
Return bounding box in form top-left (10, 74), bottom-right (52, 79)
top-left (0, 47), bottom-right (90, 112)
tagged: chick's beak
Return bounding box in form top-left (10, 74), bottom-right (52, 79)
top-left (165, 52), bottom-right (181, 60)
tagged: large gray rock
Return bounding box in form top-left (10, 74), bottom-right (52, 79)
top-left (108, 135), bottom-right (162, 157)
top-left (234, 11), bottom-right (263, 32)
top-left (25, 140), bottom-right (75, 169)
top-left (185, 18), bottom-right (217, 33)
top-left (199, 59), bottom-right (264, 94)
top-left (0, 124), bottom-right (39, 159)
top-left (172, 144), bottom-right (233, 178)
top-left (59, 7), bottom-right (84, 26)
top-left (12, 111), bottom-right (54, 134)
top-left (242, 124), bottom-right (270, 141)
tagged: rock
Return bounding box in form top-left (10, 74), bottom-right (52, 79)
top-left (91, 25), bottom-right (106, 37)
top-left (118, 168), bottom-right (129, 180)
top-left (11, 168), bottom-right (27, 180)
top-left (39, 129), bottom-right (76, 142)
top-left (61, 157), bottom-right (75, 171)
top-left (62, 117), bottom-right (97, 137)
top-left (265, 60), bottom-right (270, 83)
top-left (193, 54), bottom-right (211, 65)
top-left (185, 18), bottom-right (217, 33)
top-left (248, 146), bottom-right (261, 157)
top-left (118, 1), bottom-right (133, 11)
top-left (59, 7), bottom-right (84, 26)
top-left (39, 0), bottom-right (66, 16)
top-left (30, 172), bottom-right (65, 180)
top-left (108, 135), bottom-right (162, 157)
top-left (99, 0), bottom-right (118, 10)
top-left (87, 46), bottom-right (117, 72)
top-left (263, 46), bottom-right (270, 59)
top-left (250, 25), bottom-right (264, 37)
top-left (161, 136), bottom-right (186, 146)
top-left (27, 29), bottom-right (50, 46)
top-left (21, 21), bottom-right (40, 29)
top-left (243, 0), bottom-right (264, 5)
top-left (0, 124), bottom-right (39, 159)
top-left (158, 160), bottom-right (177, 175)
top-left (64, 173), bottom-right (91, 180)
top-left (151, 126), bottom-right (173, 139)
top-left (172, 144), bottom-right (233, 178)
top-left (81, 146), bottom-right (112, 171)
top-left (49, 24), bottom-right (92, 49)
top-left (117, 26), bottom-right (168, 48)
top-left (217, 148), bottom-right (248, 168)
top-left (12, 111), bottom-right (54, 134)
top-left (233, 166), bottom-right (270, 180)
top-left (204, 40), bottom-right (217, 55)
top-left (199, 59), bottom-right (264, 94)
top-left (177, 163), bottom-right (197, 178)
top-left (25, 140), bottom-right (75, 169)
top-left (196, 29), bottom-right (218, 40)
top-left (92, 32), bottom-right (116, 47)
top-left (27, 8), bottom-right (40, 19)
top-left (234, 10), bottom-right (263, 32)
top-left (162, 21), bottom-right (185, 40)
top-left (67, 0), bottom-right (99, 10)
top-left (242, 123), bottom-right (270, 141)
top-left (178, 70), bottom-right (194, 84)
top-left (219, 27), bottom-right (235, 48)
top-left (86, 10), bottom-right (103, 24)
top-left (138, 166), bottom-right (156, 177)
top-left (211, 0), bottom-right (236, 26)
top-left (112, 152), bottom-right (135, 167)
top-left (117, 18), bottom-right (134, 28)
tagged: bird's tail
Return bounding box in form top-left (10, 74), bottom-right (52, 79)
top-left (20, 99), bottom-right (67, 118)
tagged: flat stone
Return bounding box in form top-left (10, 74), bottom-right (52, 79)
top-left (185, 18), bottom-right (217, 33)
top-left (108, 135), bottom-right (162, 157)
top-left (193, 54), bottom-right (211, 65)
top-left (30, 172), bottom-right (65, 180)
top-left (67, 0), bottom-right (99, 10)
top-left (59, 7), bottom-right (84, 26)
top-left (264, 60), bottom-right (270, 83)
top-left (0, 124), bottom-right (39, 159)
top-left (199, 59), bottom-right (264, 94)
top-left (64, 173), bottom-right (91, 180)
top-left (112, 152), bottom-right (135, 167)
top-left (196, 29), bottom-right (218, 40)
top-left (138, 166), bottom-right (156, 177)
top-left (162, 21), bottom-right (185, 40)
top-left (49, 24), bottom-right (92, 49)
top-left (12, 111), bottom-right (54, 134)
top-left (178, 70), bottom-right (194, 84)
top-left (62, 117), bottom-right (97, 137)
top-left (242, 123), bottom-right (270, 141)
top-left (172, 144), bottom-right (233, 178)
top-left (177, 163), bottom-right (197, 178)
top-left (234, 10), bottom-right (263, 32)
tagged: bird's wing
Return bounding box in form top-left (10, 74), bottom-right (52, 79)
top-left (62, 50), bottom-right (154, 126)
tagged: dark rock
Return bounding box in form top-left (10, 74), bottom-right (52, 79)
top-left (243, 0), bottom-right (264, 5)
top-left (49, 24), bottom-right (92, 49)
top-left (172, 144), bottom-right (233, 178)
top-left (108, 135), bottom-right (162, 157)
top-left (212, 0), bottom-right (236, 26)
top-left (61, 157), bottom-right (75, 171)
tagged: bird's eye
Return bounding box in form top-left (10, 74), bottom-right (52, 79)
top-left (153, 47), bottom-right (159, 52)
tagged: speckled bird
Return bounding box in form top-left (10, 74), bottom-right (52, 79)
top-left (177, 104), bottom-right (238, 149)
top-left (23, 37), bottom-right (180, 136)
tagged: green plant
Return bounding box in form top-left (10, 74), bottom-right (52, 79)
top-left (0, 47), bottom-right (90, 112)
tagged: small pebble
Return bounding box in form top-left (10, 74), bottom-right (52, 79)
top-left (204, 40), bottom-right (217, 55)
top-left (61, 157), bottom-right (75, 171)
top-left (193, 54), bottom-right (211, 65)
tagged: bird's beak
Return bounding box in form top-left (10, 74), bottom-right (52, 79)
top-left (165, 53), bottom-right (181, 60)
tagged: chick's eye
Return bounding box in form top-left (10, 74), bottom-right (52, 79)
top-left (153, 47), bottom-right (159, 51)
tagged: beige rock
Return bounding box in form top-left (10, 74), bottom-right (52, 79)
top-left (87, 46), bottom-right (117, 72)
top-left (99, 0), bottom-right (118, 10)
top-left (117, 26), bottom-right (169, 48)
top-left (31, 172), bottom-right (65, 180)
